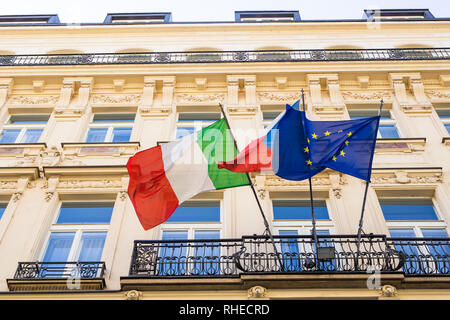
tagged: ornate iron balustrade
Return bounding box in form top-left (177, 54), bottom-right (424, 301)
top-left (14, 261), bottom-right (106, 279)
top-left (128, 234), bottom-right (450, 277)
top-left (1, 48), bottom-right (449, 66)
top-left (388, 238), bottom-right (450, 275)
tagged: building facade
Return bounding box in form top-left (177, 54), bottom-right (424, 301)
top-left (0, 9), bottom-right (449, 300)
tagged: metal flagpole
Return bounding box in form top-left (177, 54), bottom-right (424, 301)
top-left (218, 103), bottom-right (285, 272)
top-left (355, 99), bottom-right (384, 269)
top-left (300, 89), bottom-right (320, 268)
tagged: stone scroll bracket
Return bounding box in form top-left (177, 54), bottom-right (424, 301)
top-left (307, 74), bottom-right (346, 118)
top-left (226, 75), bottom-right (258, 116)
top-left (0, 78), bottom-right (14, 108)
top-left (139, 76), bottom-right (176, 117)
top-left (389, 73), bottom-right (433, 114)
top-left (54, 77), bottom-right (94, 118)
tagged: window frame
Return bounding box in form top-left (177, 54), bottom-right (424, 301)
top-left (348, 109), bottom-right (401, 138)
top-left (435, 108), bottom-right (450, 135)
top-left (85, 113), bottom-right (135, 143)
top-left (159, 200), bottom-right (223, 239)
top-left (39, 201), bottom-right (114, 263)
top-left (0, 114), bottom-right (49, 144)
top-left (175, 112), bottom-right (221, 140)
top-left (380, 197), bottom-right (449, 238)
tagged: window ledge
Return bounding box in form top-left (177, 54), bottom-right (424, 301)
top-left (7, 278), bottom-right (105, 292)
top-left (375, 138), bottom-right (426, 153)
top-left (61, 141), bottom-right (140, 157)
top-left (0, 143), bottom-right (47, 157)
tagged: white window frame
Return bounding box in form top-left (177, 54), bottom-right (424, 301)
top-left (159, 200), bottom-right (223, 239)
top-left (348, 109), bottom-right (401, 138)
top-left (381, 197), bottom-right (449, 237)
top-left (85, 114), bottom-right (134, 143)
top-left (1, 114), bottom-right (48, 143)
top-left (272, 198), bottom-right (336, 236)
top-left (175, 112), bottom-right (221, 140)
top-left (39, 201), bottom-right (113, 262)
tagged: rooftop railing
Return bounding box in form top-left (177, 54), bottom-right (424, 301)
top-left (1, 48), bottom-right (449, 66)
top-left (127, 234), bottom-right (450, 277)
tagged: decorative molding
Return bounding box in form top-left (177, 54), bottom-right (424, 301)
top-left (227, 105), bottom-right (258, 115)
top-left (91, 94), bottom-right (141, 105)
top-left (0, 78), bottom-right (14, 107)
top-left (124, 290), bottom-right (142, 300)
top-left (175, 93), bottom-right (225, 104)
top-left (379, 285), bottom-right (398, 298)
top-left (264, 172), bottom-right (346, 191)
top-left (257, 92), bottom-right (301, 103)
top-left (371, 169), bottom-right (442, 185)
top-left (375, 139), bottom-right (426, 153)
top-left (247, 286), bottom-right (267, 299)
top-left (8, 95), bottom-right (58, 105)
top-left (139, 106), bottom-right (172, 117)
top-left (119, 191), bottom-right (128, 201)
top-left (341, 91), bottom-right (393, 101)
top-left (56, 178), bottom-right (123, 190)
top-left (425, 90), bottom-right (450, 100)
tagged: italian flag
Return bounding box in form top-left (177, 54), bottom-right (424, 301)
top-left (127, 118), bottom-right (250, 230)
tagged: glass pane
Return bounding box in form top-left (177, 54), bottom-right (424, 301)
top-left (445, 123), bottom-right (450, 134)
top-left (0, 203), bottom-right (6, 220)
top-left (93, 114), bottom-right (135, 122)
top-left (9, 114), bottom-right (49, 124)
top-left (166, 201), bottom-right (220, 223)
top-left (78, 232), bottom-right (107, 261)
top-left (56, 202), bottom-right (114, 224)
top-left (379, 125), bottom-right (400, 138)
top-left (0, 129), bottom-right (20, 143)
top-left (193, 230), bottom-right (220, 275)
top-left (263, 111), bottom-right (283, 121)
top-left (112, 127), bottom-right (132, 142)
top-left (21, 129), bottom-right (43, 143)
top-left (42, 232), bottom-right (75, 262)
top-left (86, 128), bottom-right (108, 142)
top-left (176, 127), bottom-right (196, 139)
top-left (279, 230), bottom-right (300, 271)
top-left (380, 199), bottom-right (438, 221)
top-left (273, 200), bottom-right (329, 220)
top-left (436, 109), bottom-right (450, 118)
top-left (349, 110), bottom-right (390, 119)
top-left (159, 230), bottom-right (188, 276)
top-left (389, 228), bottom-right (416, 238)
top-left (421, 229), bottom-right (448, 238)
top-left (178, 113), bottom-right (220, 121)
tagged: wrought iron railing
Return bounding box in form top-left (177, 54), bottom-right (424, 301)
top-left (14, 261), bottom-right (106, 279)
top-left (127, 234), bottom-right (450, 277)
top-left (388, 238), bottom-right (450, 275)
top-left (1, 48), bottom-right (449, 66)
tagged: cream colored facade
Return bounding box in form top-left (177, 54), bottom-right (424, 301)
top-left (0, 12), bottom-right (449, 300)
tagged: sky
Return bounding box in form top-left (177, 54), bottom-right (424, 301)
top-left (1, 0), bottom-right (450, 23)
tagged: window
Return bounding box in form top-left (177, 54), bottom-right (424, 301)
top-left (348, 109), bottom-right (400, 138)
top-left (0, 114), bottom-right (49, 143)
top-left (0, 203), bottom-right (6, 220)
top-left (255, 52), bottom-right (291, 61)
top-left (261, 106), bottom-right (285, 128)
top-left (436, 108), bottom-right (450, 134)
top-left (159, 229), bottom-right (220, 276)
top-left (85, 114), bottom-right (135, 143)
top-left (273, 200), bottom-right (330, 220)
top-left (159, 200), bottom-right (222, 275)
top-left (325, 50), bottom-right (363, 60)
top-left (175, 112), bottom-right (220, 139)
top-left (186, 53), bottom-right (222, 62)
top-left (40, 202), bottom-right (114, 278)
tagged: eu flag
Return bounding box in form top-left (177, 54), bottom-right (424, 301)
top-left (302, 114), bottom-right (380, 182)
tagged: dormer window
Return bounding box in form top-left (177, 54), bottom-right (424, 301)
top-left (364, 9), bottom-right (434, 20)
top-left (235, 11), bottom-right (300, 22)
top-left (0, 14), bottom-right (60, 25)
top-left (103, 13), bottom-right (172, 24)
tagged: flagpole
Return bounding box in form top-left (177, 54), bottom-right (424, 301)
top-left (301, 89), bottom-right (320, 268)
top-left (218, 103), bottom-right (285, 272)
top-left (355, 99), bottom-right (383, 269)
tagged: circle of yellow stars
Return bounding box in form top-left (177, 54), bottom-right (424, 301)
top-left (303, 129), bottom-right (352, 165)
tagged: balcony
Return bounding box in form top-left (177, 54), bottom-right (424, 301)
top-left (1, 48), bottom-right (449, 66)
top-left (7, 261), bottom-right (106, 291)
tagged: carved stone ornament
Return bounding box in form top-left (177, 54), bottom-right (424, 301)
top-left (257, 92), bottom-right (301, 103)
top-left (425, 90), bottom-right (450, 100)
top-left (248, 286), bottom-right (267, 299)
top-left (8, 95), bottom-right (59, 105)
top-left (371, 171), bottom-right (442, 185)
top-left (379, 285), bottom-right (398, 298)
top-left (175, 93), bottom-right (225, 104)
top-left (57, 179), bottom-right (123, 189)
top-left (341, 91), bottom-right (392, 101)
top-left (91, 94), bottom-right (142, 104)
top-left (119, 191), bottom-right (128, 201)
top-left (124, 290), bottom-right (142, 300)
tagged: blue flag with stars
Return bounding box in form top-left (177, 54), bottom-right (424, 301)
top-left (301, 114), bottom-right (380, 182)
